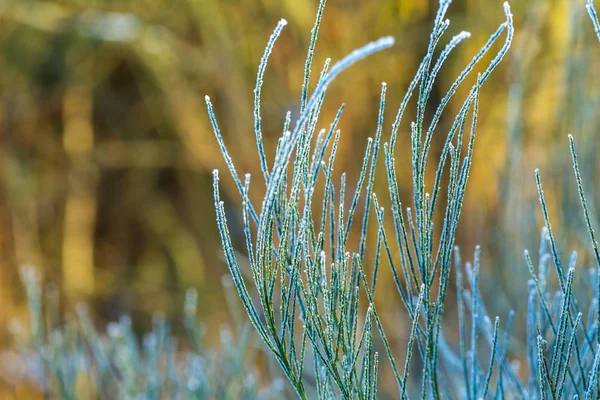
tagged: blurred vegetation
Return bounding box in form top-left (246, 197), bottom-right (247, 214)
top-left (6, 265), bottom-right (285, 399)
top-left (1, 0), bottom-right (600, 397)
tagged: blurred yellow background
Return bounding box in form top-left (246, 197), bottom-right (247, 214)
top-left (1, 0), bottom-right (599, 397)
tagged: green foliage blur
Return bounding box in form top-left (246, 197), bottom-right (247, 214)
top-left (1, 0), bottom-right (600, 397)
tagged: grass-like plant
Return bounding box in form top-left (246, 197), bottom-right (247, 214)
top-left (6, 0), bottom-right (600, 399)
top-left (10, 266), bottom-right (283, 399)
top-left (208, 0), bottom-right (600, 398)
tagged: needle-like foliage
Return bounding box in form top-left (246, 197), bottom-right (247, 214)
top-left (8, 1), bottom-right (600, 399)
top-left (209, 0), bottom-right (600, 398)
top-left (12, 266), bottom-right (283, 399)
top-left (208, 0), bottom-right (517, 397)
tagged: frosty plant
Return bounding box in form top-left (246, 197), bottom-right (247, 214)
top-left (207, 0), bottom-right (515, 397)
top-left (209, 0), bottom-right (600, 398)
top-left (6, 0), bottom-right (600, 399)
top-left (13, 266), bottom-right (284, 399)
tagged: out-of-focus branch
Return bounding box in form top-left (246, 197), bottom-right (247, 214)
top-left (62, 80), bottom-right (97, 297)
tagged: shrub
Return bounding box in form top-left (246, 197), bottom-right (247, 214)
top-left (208, 0), bottom-right (600, 398)
top-left (7, 266), bottom-right (283, 399)
top-left (6, 0), bottom-right (600, 399)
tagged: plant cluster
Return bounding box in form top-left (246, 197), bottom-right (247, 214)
top-left (7, 0), bottom-right (600, 399)
top-left (7, 266), bottom-right (282, 399)
top-left (208, 0), bottom-right (600, 398)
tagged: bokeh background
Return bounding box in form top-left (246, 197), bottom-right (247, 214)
top-left (1, 0), bottom-right (600, 397)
